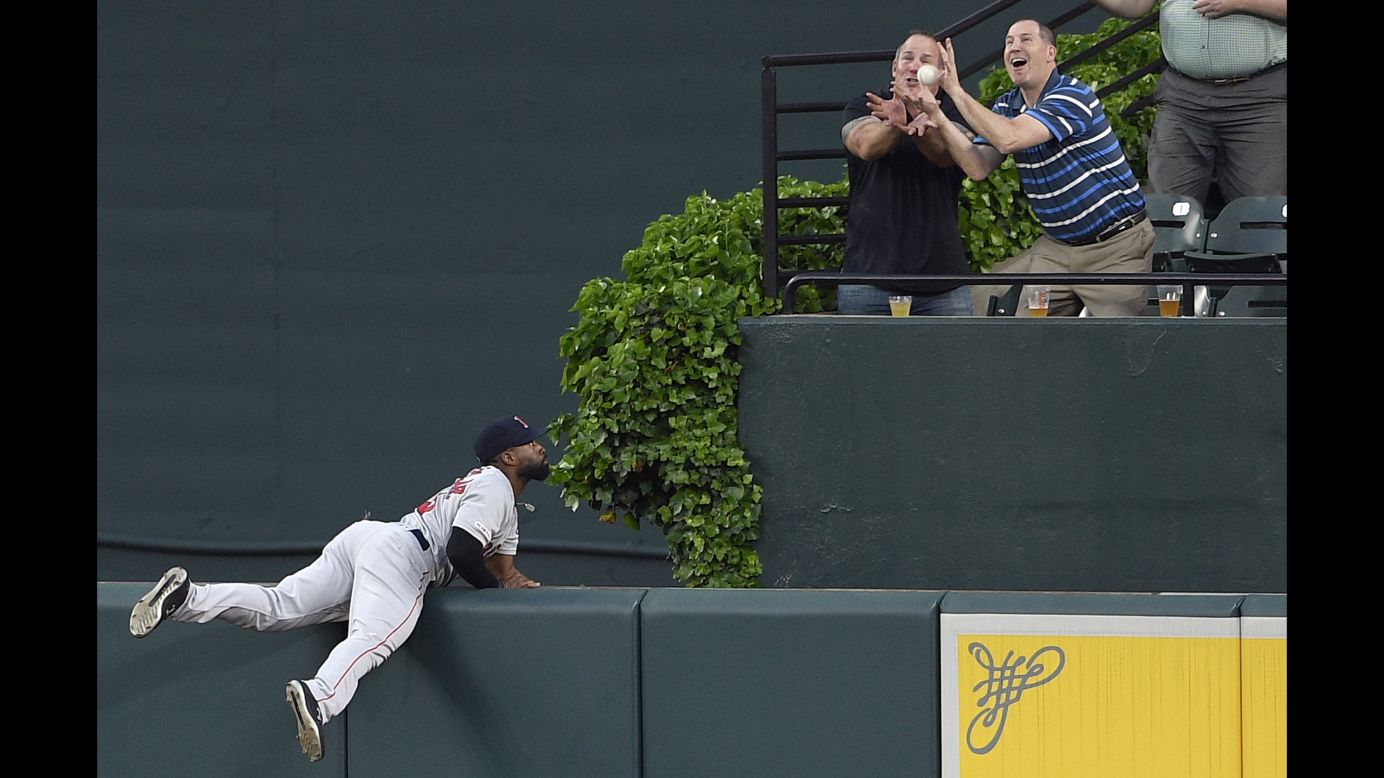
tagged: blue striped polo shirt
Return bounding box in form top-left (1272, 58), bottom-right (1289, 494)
top-left (975, 70), bottom-right (1145, 243)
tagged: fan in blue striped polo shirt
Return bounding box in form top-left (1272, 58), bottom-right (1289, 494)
top-left (905, 18), bottom-right (1155, 317)
top-left (984, 70), bottom-right (1145, 243)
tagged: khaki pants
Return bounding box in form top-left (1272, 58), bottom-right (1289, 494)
top-left (971, 219), bottom-right (1155, 317)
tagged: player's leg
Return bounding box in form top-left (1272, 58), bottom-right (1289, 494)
top-left (159, 520), bottom-right (376, 633)
top-left (285, 679), bottom-right (326, 762)
top-left (129, 565), bottom-right (192, 638)
top-left (296, 525), bottom-right (432, 724)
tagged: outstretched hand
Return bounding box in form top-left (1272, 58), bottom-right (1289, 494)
top-left (899, 83), bottom-right (941, 120)
top-left (866, 90), bottom-right (908, 129)
top-left (906, 113), bottom-right (940, 136)
top-left (868, 90), bottom-right (938, 136)
top-left (500, 570), bottom-right (541, 588)
top-left (939, 39), bottom-right (963, 94)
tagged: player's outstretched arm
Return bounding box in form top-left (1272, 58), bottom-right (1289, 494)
top-left (447, 531), bottom-right (500, 589)
top-left (486, 553), bottom-right (541, 588)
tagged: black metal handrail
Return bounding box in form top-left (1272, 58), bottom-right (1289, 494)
top-left (761, 1), bottom-right (1168, 302)
top-left (1059, 10), bottom-right (1158, 71)
top-left (781, 272), bottom-right (1288, 316)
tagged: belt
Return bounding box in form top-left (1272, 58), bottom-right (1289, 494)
top-left (1055, 210), bottom-right (1147, 247)
top-left (408, 528), bottom-right (430, 551)
top-left (1176, 60), bottom-right (1285, 86)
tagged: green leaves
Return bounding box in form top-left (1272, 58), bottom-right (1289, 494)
top-left (958, 158), bottom-right (1045, 270)
top-left (555, 184), bottom-right (841, 586)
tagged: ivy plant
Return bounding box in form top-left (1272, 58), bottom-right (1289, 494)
top-left (551, 178), bottom-right (845, 587)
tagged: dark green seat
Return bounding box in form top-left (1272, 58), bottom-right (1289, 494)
top-left (1184, 196), bottom-right (1287, 317)
top-left (1146, 192), bottom-right (1207, 273)
top-left (985, 284), bottom-right (1023, 316)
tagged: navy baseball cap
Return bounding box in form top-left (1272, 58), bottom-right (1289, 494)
top-left (475, 415), bottom-right (544, 463)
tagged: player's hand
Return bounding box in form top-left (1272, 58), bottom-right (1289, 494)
top-left (500, 571), bottom-right (541, 588)
top-left (866, 91), bottom-right (908, 130)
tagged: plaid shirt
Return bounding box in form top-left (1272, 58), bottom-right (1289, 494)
top-left (1160, 0), bottom-right (1287, 80)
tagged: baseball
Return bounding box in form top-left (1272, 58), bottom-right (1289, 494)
top-left (916, 64), bottom-right (939, 86)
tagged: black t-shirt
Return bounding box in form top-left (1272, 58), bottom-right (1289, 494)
top-left (842, 89), bottom-right (972, 294)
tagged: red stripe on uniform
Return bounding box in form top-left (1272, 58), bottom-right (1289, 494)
top-left (320, 574), bottom-right (429, 700)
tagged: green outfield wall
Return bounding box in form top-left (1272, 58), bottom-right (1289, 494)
top-left (98, 585), bottom-right (1285, 777)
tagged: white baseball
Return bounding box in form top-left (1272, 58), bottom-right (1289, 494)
top-left (916, 64), bottom-right (939, 86)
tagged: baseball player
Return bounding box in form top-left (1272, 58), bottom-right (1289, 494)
top-left (128, 415), bottom-right (549, 763)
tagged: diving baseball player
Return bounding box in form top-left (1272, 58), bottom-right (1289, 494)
top-left (128, 415), bottom-right (549, 762)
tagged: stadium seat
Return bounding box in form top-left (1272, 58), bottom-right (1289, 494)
top-left (1184, 196), bottom-right (1287, 317)
top-left (985, 284), bottom-right (1022, 316)
top-left (1145, 192), bottom-right (1207, 273)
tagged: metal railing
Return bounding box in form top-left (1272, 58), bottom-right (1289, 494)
top-left (761, 1), bottom-right (1171, 304)
top-left (781, 272), bottom-right (1287, 316)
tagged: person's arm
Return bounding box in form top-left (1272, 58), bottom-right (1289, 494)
top-left (1089, 0), bottom-right (1157, 18)
top-left (898, 86), bottom-right (957, 168)
top-left (911, 119), bottom-right (955, 167)
top-left (1191, 0), bottom-right (1286, 20)
top-left (929, 113), bottom-right (1004, 181)
top-left (485, 553), bottom-right (541, 588)
top-left (845, 109), bottom-right (909, 161)
top-left (446, 531), bottom-right (499, 589)
top-left (938, 39), bottom-right (1052, 156)
top-left (849, 84), bottom-right (943, 162)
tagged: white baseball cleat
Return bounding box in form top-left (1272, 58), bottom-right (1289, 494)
top-left (285, 680), bottom-right (324, 762)
top-left (129, 566), bottom-right (189, 638)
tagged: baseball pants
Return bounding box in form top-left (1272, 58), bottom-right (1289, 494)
top-left (171, 519), bottom-right (433, 723)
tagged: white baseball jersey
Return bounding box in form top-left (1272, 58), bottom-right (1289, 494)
top-left (398, 465), bottom-right (519, 586)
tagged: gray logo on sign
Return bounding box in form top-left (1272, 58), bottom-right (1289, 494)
top-left (966, 642), bottom-right (1065, 755)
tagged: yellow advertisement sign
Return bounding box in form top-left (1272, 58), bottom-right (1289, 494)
top-left (1242, 616), bottom-right (1287, 778)
top-left (941, 614), bottom-right (1242, 778)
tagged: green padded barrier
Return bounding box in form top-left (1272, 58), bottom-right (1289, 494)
top-left (346, 587), bottom-right (646, 777)
top-left (941, 591), bottom-right (1244, 617)
top-left (97, 582), bottom-right (348, 774)
top-left (640, 589), bottom-right (946, 778)
top-left (1240, 594), bottom-right (1287, 617)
